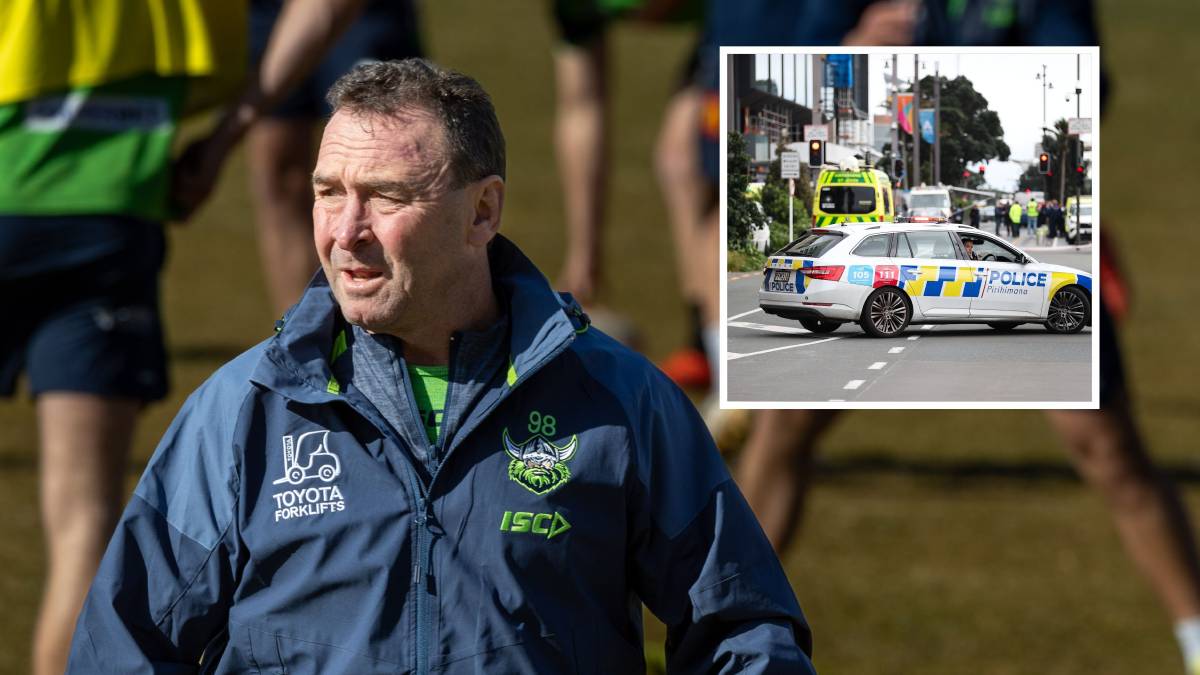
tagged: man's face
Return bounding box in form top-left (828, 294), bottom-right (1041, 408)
top-left (313, 109), bottom-right (476, 334)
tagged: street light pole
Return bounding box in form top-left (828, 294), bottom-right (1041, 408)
top-left (1041, 64), bottom-right (1046, 131)
top-left (891, 54), bottom-right (902, 189)
top-left (934, 62), bottom-right (941, 186)
top-left (913, 53), bottom-right (920, 188)
top-left (1035, 64), bottom-right (1053, 133)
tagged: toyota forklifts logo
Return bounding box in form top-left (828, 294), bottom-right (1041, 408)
top-left (271, 430), bottom-right (346, 521)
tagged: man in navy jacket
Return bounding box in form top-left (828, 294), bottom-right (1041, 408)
top-left (67, 58), bottom-right (814, 674)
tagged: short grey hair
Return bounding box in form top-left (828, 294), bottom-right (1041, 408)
top-left (326, 59), bottom-right (506, 185)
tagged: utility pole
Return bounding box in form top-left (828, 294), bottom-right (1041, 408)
top-left (1059, 133), bottom-right (1067, 203)
top-left (891, 54), bottom-right (901, 189)
top-left (934, 62), bottom-right (941, 186)
top-left (1036, 63), bottom-right (1051, 133)
top-left (912, 54), bottom-right (920, 188)
top-left (1080, 52), bottom-right (1089, 224)
top-left (1080, 53), bottom-right (1089, 118)
top-left (812, 55), bottom-right (823, 136)
top-left (811, 55), bottom-right (823, 193)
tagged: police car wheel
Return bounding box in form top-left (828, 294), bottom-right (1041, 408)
top-left (799, 318), bottom-right (840, 334)
top-left (987, 322), bottom-right (1021, 331)
top-left (1044, 286), bottom-right (1089, 334)
top-left (860, 287), bottom-right (911, 338)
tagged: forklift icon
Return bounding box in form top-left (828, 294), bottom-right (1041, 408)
top-left (272, 430), bottom-right (341, 486)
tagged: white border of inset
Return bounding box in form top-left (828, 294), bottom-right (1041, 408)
top-left (719, 46), bottom-right (1101, 410)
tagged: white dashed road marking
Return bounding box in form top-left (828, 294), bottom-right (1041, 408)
top-left (728, 308), bottom-right (764, 321)
top-left (728, 321), bottom-right (809, 335)
top-left (868, 362), bottom-right (886, 370)
top-left (888, 347), bottom-right (905, 354)
top-left (726, 336), bottom-right (843, 361)
top-left (908, 336), bottom-right (921, 341)
top-left (844, 380), bottom-right (865, 390)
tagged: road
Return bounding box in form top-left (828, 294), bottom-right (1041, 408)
top-left (725, 243), bottom-right (1094, 404)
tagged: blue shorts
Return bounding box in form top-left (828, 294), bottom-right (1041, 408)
top-left (250, 0), bottom-right (423, 119)
top-left (1098, 299), bottom-right (1123, 406)
top-left (0, 215), bottom-right (168, 402)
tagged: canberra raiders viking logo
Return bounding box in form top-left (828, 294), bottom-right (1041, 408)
top-left (503, 427), bottom-right (579, 496)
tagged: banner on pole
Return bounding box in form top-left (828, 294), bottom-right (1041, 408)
top-left (919, 108), bottom-right (935, 144)
top-left (896, 93), bottom-right (914, 134)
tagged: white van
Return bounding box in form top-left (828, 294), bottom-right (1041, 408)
top-left (908, 186), bottom-right (952, 220)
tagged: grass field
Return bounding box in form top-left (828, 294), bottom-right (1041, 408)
top-left (2, 1), bottom-right (1199, 673)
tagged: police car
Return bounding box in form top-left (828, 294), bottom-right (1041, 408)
top-left (758, 219), bottom-right (1092, 337)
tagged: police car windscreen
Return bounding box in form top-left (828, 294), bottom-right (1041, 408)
top-left (820, 186), bottom-right (875, 214)
top-left (779, 231), bottom-right (844, 258)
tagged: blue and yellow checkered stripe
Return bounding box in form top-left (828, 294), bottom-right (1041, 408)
top-left (902, 266), bottom-right (985, 298)
top-left (764, 257), bottom-right (813, 293)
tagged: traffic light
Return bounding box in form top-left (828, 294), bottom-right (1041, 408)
top-left (808, 140), bottom-right (824, 168)
top-left (978, 165), bottom-right (986, 176)
top-left (893, 158), bottom-right (904, 176)
top-left (1038, 153), bottom-right (1051, 174)
top-left (962, 169), bottom-right (970, 178)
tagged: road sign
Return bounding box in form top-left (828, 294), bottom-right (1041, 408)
top-left (803, 124), bottom-right (828, 142)
top-left (1067, 117), bottom-right (1092, 135)
top-left (781, 152), bottom-right (801, 179)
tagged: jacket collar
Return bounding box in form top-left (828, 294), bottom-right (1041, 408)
top-left (250, 234), bottom-right (585, 401)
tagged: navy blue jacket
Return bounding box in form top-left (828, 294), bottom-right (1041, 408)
top-left (68, 236), bottom-right (815, 674)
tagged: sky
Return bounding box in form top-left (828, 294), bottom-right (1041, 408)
top-left (867, 51), bottom-right (1095, 191)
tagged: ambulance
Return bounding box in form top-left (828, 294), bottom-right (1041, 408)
top-left (811, 157), bottom-right (896, 227)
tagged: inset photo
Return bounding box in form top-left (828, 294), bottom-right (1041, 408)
top-left (721, 48), bottom-right (1099, 407)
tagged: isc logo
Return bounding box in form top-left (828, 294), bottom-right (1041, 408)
top-left (499, 510), bottom-right (571, 539)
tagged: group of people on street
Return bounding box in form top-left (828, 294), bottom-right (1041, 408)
top-left (996, 197), bottom-right (1066, 243)
top-left (1039, 198), bottom-right (1068, 243)
top-left (4, 0), bottom-right (1199, 674)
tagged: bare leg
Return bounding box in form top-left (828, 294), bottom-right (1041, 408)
top-left (735, 409), bottom-right (840, 554)
top-left (552, 39), bottom-right (608, 305)
top-left (698, 206), bottom-right (720, 328)
top-left (654, 86), bottom-right (707, 307)
top-left (1048, 398), bottom-right (1200, 621)
top-left (33, 393), bottom-right (139, 675)
top-left (247, 117), bottom-right (321, 317)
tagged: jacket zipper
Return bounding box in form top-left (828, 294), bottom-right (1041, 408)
top-left (332, 393), bottom-right (432, 675)
top-left (414, 333), bottom-right (460, 675)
